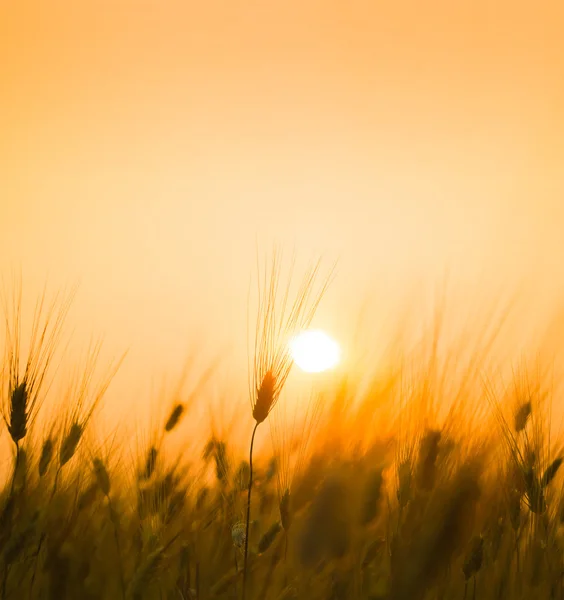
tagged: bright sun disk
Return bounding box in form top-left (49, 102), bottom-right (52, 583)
top-left (290, 330), bottom-right (341, 373)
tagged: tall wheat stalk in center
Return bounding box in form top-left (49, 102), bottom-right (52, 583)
top-left (241, 249), bottom-right (334, 600)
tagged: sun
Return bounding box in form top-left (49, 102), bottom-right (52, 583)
top-left (289, 329), bottom-right (341, 373)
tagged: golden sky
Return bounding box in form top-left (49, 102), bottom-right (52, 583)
top-left (1, 1), bottom-right (564, 423)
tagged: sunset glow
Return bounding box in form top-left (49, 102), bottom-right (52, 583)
top-left (2, 1), bottom-right (564, 597)
top-left (290, 330), bottom-right (341, 373)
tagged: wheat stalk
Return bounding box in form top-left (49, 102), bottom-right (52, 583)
top-left (1, 281), bottom-right (74, 451)
top-left (241, 248), bottom-right (334, 600)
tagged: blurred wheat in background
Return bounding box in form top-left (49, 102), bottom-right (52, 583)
top-left (1, 258), bottom-right (564, 600)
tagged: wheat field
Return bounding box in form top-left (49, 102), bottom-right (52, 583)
top-left (1, 265), bottom-right (564, 600)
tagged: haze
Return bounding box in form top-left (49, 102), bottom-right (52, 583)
top-left (1, 1), bottom-right (564, 426)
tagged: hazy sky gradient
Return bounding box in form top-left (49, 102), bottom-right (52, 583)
top-left (2, 1), bottom-right (564, 422)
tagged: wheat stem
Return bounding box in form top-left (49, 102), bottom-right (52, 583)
top-left (242, 421), bottom-right (259, 600)
top-left (108, 497), bottom-right (126, 600)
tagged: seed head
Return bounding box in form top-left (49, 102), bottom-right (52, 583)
top-left (59, 422), bottom-right (83, 467)
top-left (514, 401), bottom-right (532, 433)
top-left (541, 457), bottom-right (563, 488)
top-left (2, 284), bottom-right (75, 450)
top-left (258, 521), bottom-right (282, 554)
top-left (253, 371), bottom-right (276, 424)
top-left (39, 438), bottom-right (54, 477)
top-left (8, 382), bottom-right (28, 445)
top-left (250, 250), bottom-right (334, 426)
top-left (143, 446), bottom-right (158, 480)
top-left (214, 441), bottom-right (230, 482)
top-left (93, 458), bottom-right (111, 496)
top-left (164, 403), bottom-right (184, 432)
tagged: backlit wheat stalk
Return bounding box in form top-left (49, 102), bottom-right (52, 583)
top-left (1, 282), bottom-right (74, 453)
top-left (241, 249), bottom-right (334, 600)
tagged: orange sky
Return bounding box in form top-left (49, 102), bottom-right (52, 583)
top-left (1, 1), bottom-right (564, 425)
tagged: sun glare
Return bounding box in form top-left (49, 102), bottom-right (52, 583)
top-left (290, 330), bottom-right (341, 373)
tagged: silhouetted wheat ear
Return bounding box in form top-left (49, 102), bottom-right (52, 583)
top-left (258, 521), bottom-right (282, 554)
top-left (143, 446), bottom-right (158, 479)
top-left (253, 371), bottom-right (276, 424)
top-left (8, 382), bottom-right (28, 445)
top-left (514, 401), bottom-right (532, 433)
top-left (214, 440), bottom-right (230, 483)
top-left (39, 438), bottom-right (54, 477)
top-left (164, 403), bottom-right (184, 432)
top-left (59, 422), bottom-right (84, 466)
top-left (93, 458), bottom-right (111, 495)
top-left (541, 457), bottom-right (563, 488)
